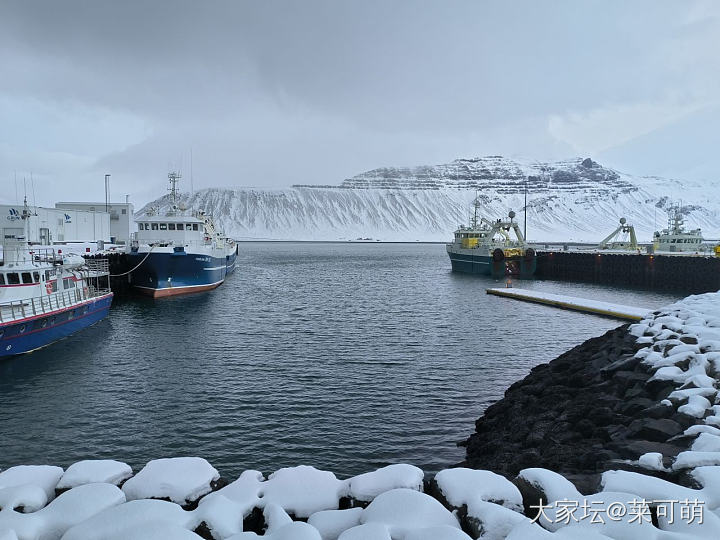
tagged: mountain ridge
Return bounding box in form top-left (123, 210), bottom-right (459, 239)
top-left (137, 156), bottom-right (719, 242)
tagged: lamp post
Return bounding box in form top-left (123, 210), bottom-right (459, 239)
top-left (105, 174), bottom-right (111, 212)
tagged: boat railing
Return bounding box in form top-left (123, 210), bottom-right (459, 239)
top-left (0, 283), bottom-right (110, 324)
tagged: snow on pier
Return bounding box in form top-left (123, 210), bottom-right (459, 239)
top-left (487, 287), bottom-right (652, 321)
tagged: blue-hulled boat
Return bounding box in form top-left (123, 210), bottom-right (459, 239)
top-left (0, 203), bottom-right (113, 358)
top-left (127, 172), bottom-right (237, 298)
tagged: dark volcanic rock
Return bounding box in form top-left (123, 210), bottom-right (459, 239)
top-left (463, 324), bottom-right (696, 490)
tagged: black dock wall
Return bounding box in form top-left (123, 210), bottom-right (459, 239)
top-left (535, 251), bottom-right (720, 294)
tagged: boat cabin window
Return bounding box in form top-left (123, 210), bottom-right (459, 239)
top-left (7, 273), bottom-right (19, 285)
top-left (176, 224), bottom-right (184, 230)
top-left (0, 274), bottom-right (4, 285)
top-left (63, 278), bottom-right (76, 289)
top-left (168, 223), bottom-right (176, 230)
top-left (45, 269), bottom-right (56, 280)
top-left (193, 224), bottom-right (199, 231)
top-left (151, 223), bottom-right (159, 230)
top-left (186, 223), bottom-right (193, 230)
top-left (21, 272), bottom-right (33, 284)
top-left (159, 223), bottom-right (167, 231)
top-left (33, 271), bottom-right (40, 282)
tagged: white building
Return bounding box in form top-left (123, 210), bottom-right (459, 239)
top-left (55, 202), bottom-right (134, 244)
top-left (0, 204), bottom-right (111, 245)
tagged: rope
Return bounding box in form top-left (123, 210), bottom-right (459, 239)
top-left (109, 245), bottom-right (155, 277)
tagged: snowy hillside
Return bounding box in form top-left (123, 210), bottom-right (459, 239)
top-left (136, 157), bottom-right (720, 242)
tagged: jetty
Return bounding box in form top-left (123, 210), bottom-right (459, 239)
top-left (535, 250), bottom-right (720, 294)
top-left (486, 287), bottom-right (651, 321)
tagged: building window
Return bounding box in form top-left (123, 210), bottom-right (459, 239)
top-left (168, 223), bottom-right (176, 230)
top-left (151, 223), bottom-right (159, 230)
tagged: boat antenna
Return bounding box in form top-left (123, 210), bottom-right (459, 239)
top-left (190, 147), bottom-right (194, 198)
top-left (524, 176), bottom-right (528, 241)
top-left (168, 171), bottom-right (182, 206)
top-left (472, 189), bottom-right (479, 228)
top-left (31, 172), bottom-right (37, 209)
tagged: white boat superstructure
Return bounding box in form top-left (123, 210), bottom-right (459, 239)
top-left (127, 172), bottom-right (237, 297)
top-left (653, 206), bottom-right (704, 253)
top-left (1, 200), bottom-right (113, 357)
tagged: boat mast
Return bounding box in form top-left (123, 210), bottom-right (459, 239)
top-left (524, 177), bottom-right (528, 241)
top-left (472, 190), bottom-right (480, 228)
top-left (168, 171), bottom-right (182, 206)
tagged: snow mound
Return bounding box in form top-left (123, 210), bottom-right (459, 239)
top-left (307, 508), bottom-right (363, 540)
top-left (61, 498), bottom-right (193, 540)
top-left (0, 483), bottom-right (124, 540)
top-left (344, 464), bottom-right (424, 503)
top-left (57, 460), bottom-right (133, 489)
top-left (0, 466), bottom-right (64, 504)
top-left (337, 522), bottom-right (391, 540)
top-left (360, 488), bottom-right (461, 537)
top-left (260, 466), bottom-right (343, 518)
top-left (464, 499), bottom-right (529, 540)
top-left (434, 467), bottom-right (523, 511)
top-left (122, 457), bottom-right (219, 505)
top-left (0, 485), bottom-right (47, 513)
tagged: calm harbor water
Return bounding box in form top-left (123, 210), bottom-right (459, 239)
top-left (0, 243), bottom-right (681, 479)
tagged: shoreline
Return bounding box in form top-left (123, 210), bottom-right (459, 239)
top-left (3, 293), bottom-right (720, 538)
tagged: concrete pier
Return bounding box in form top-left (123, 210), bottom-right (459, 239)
top-left (486, 287), bottom-right (651, 321)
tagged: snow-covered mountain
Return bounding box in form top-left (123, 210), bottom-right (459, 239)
top-left (136, 157), bottom-right (720, 242)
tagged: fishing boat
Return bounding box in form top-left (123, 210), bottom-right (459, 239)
top-left (446, 200), bottom-right (536, 278)
top-left (0, 201), bottom-right (113, 358)
top-left (653, 206), bottom-right (704, 253)
top-left (127, 172), bottom-right (237, 297)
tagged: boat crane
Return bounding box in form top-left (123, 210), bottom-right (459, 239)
top-left (597, 218), bottom-right (638, 251)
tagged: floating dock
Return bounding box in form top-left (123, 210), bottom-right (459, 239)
top-left (486, 287), bottom-right (652, 321)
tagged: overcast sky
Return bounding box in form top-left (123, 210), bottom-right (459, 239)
top-left (1, 0), bottom-right (718, 207)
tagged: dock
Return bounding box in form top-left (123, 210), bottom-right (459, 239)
top-left (535, 250), bottom-right (720, 294)
top-left (486, 287), bottom-right (652, 321)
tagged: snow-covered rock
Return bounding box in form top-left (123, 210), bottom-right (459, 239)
top-left (57, 460), bottom-right (132, 489)
top-left (0, 483), bottom-right (124, 540)
top-left (61, 499), bottom-right (194, 540)
top-left (337, 523), bottom-right (391, 540)
top-left (260, 466), bottom-right (343, 518)
top-left (122, 457), bottom-right (219, 505)
top-left (307, 508), bottom-right (363, 540)
top-left (0, 485), bottom-right (47, 513)
top-left (359, 488), bottom-right (461, 537)
top-left (195, 470), bottom-right (264, 538)
top-left (464, 499), bottom-right (529, 540)
top-left (0, 466), bottom-right (63, 504)
top-left (434, 468), bottom-right (523, 511)
top-left (343, 464), bottom-right (424, 503)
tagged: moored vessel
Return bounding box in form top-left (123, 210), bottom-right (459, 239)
top-left (653, 206), bottom-right (704, 253)
top-left (0, 202), bottom-right (113, 358)
top-left (446, 200), bottom-right (536, 279)
top-left (127, 172), bottom-right (237, 298)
